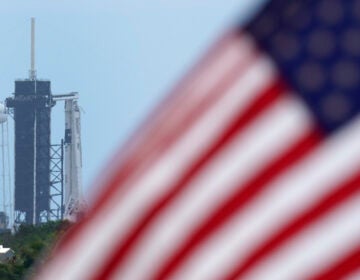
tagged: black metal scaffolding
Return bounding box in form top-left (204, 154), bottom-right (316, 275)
top-left (49, 141), bottom-right (64, 221)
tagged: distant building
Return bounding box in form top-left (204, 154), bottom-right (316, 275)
top-left (0, 245), bottom-right (14, 263)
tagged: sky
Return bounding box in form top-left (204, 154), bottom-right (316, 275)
top-left (0, 0), bottom-right (267, 198)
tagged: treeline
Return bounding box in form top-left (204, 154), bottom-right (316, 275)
top-left (0, 221), bottom-right (71, 279)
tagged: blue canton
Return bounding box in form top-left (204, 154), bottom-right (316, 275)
top-left (245, 0), bottom-right (360, 133)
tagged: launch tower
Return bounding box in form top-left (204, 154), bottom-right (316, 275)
top-left (5, 18), bottom-right (85, 225)
top-left (5, 18), bottom-right (55, 224)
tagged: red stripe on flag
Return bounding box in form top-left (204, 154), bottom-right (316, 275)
top-left (308, 244), bottom-right (360, 280)
top-left (150, 128), bottom-right (322, 280)
top-left (91, 79), bottom-right (287, 280)
top-left (222, 168), bottom-right (360, 280)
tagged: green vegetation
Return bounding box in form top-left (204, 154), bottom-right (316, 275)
top-left (0, 221), bottom-right (71, 280)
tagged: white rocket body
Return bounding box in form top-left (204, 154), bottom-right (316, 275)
top-left (64, 98), bottom-right (86, 221)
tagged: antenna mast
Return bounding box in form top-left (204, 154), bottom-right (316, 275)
top-left (29, 17), bottom-right (36, 80)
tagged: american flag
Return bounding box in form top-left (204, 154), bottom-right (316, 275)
top-left (37, 1), bottom-right (360, 279)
